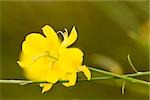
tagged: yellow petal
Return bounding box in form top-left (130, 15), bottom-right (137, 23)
top-left (62, 73), bottom-right (77, 87)
top-left (57, 47), bottom-right (84, 72)
top-left (80, 65), bottom-right (91, 80)
top-left (61, 26), bottom-right (77, 47)
top-left (58, 59), bottom-right (74, 72)
top-left (18, 57), bottom-right (54, 81)
top-left (66, 48), bottom-right (83, 64)
top-left (23, 66), bottom-right (49, 81)
top-left (22, 33), bottom-right (48, 60)
top-left (18, 52), bottom-right (31, 64)
top-left (46, 67), bottom-right (60, 84)
top-left (42, 25), bottom-right (60, 47)
top-left (40, 83), bottom-right (53, 93)
top-left (17, 61), bottom-right (27, 68)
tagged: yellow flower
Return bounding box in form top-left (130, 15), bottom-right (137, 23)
top-left (17, 25), bottom-right (91, 93)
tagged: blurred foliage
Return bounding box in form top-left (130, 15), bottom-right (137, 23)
top-left (0, 1), bottom-right (149, 100)
top-left (90, 54), bottom-right (124, 74)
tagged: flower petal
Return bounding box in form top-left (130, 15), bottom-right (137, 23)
top-left (66, 48), bottom-right (83, 64)
top-left (18, 56), bottom-right (56, 82)
top-left (59, 47), bottom-right (83, 65)
top-left (46, 66), bottom-right (60, 84)
top-left (22, 33), bottom-right (49, 60)
top-left (17, 61), bottom-right (26, 68)
top-left (57, 57), bottom-right (73, 72)
top-left (58, 48), bottom-right (83, 72)
top-left (62, 73), bottom-right (77, 87)
top-left (42, 25), bottom-right (60, 47)
top-left (61, 26), bottom-right (77, 47)
top-left (80, 65), bottom-right (91, 80)
top-left (40, 83), bottom-right (53, 93)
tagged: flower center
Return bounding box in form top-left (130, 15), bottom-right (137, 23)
top-left (32, 51), bottom-right (58, 62)
top-left (45, 51), bottom-right (58, 60)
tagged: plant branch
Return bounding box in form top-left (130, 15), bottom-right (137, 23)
top-left (127, 54), bottom-right (138, 73)
top-left (0, 68), bottom-right (149, 85)
top-left (88, 67), bottom-right (150, 86)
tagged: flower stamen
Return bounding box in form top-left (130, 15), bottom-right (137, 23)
top-left (32, 51), bottom-right (58, 62)
top-left (57, 28), bottom-right (68, 41)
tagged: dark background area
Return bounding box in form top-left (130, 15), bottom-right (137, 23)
top-left (0, 1), bottom-right (149, 100)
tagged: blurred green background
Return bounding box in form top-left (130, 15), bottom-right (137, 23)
top-left (0, 1), bottom-right (149, 100)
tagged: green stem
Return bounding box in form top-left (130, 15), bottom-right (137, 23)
top-left (127, 54), bottom-right (138, 73)
top-left (0, 67), bottom-right (149, 85)
top-left (125, 71), bottom-right (150, 77)
top-left (0, 71), bottom-right (149, 84)
top-left (0, 80), bottom-right (33, 84)
top-left (88, 67), bottom-right (150, 86)
top-left (0, 80), bottom-right (68, 85)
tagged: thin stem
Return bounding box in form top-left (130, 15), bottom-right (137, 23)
top-left (125, 71), bottom-right (150, 77)
top-left (121, 81), bottom-right (126, 95)
top-left (88, 67), bottom-right (150, 86)
top-left (0, 80), bottom-right (33, 84)
top-left (0, 70), bottom-right (149, 85)
top-left (127, 54), bottom-right (138, 73)
top-left (0, 80), bottom-right (68, 85)
top-left (85, 71), bottom-right (150, 81)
